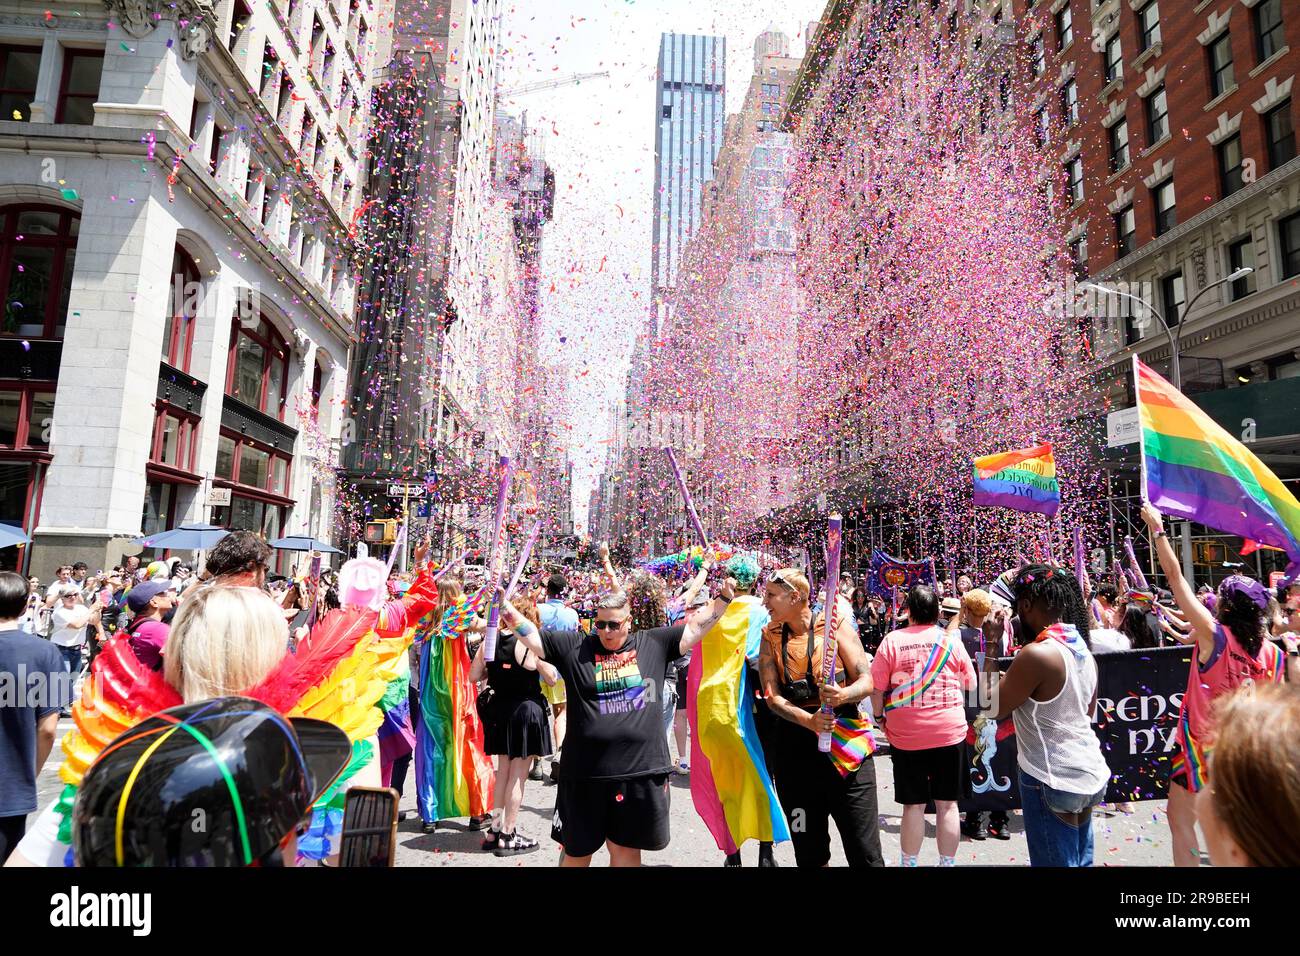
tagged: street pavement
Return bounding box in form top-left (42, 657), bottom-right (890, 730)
top-left (34, 720), bottom-right (1174, 867)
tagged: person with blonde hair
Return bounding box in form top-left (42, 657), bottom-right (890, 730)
top-left (1198, 684), bottom-right (1300, 867)
top-left (162, 585), bottom-right (289, 702)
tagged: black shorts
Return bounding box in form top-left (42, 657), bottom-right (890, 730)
top-left (891, 742), bottom-right (969, 805)
top-left (551, 774), bottom-right (671, 858)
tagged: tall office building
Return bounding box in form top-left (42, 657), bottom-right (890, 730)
top-left (650, 32), bottom-right (726, 339)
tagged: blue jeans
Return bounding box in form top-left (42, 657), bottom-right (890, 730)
top-left (57, 644), bottom-right (83, 675)
top-left (662, 679), bottom-right (677, 736)
top-left (1018, 770), bottom-right (1106, 867)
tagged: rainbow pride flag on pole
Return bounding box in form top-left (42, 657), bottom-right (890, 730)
top-left (687, 596), bottom-right (789, 854)
top-left (1135, 357), bottom-right (1300, 582)
top-left (972, 442), bottom-right (1060, 516)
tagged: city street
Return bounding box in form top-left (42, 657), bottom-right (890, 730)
top-left (31, 725), bottom-right (1173, 868)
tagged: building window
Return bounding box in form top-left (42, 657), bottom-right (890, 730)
top-left (1161, 271), bottom-right (1185, 325)
top-left (1228, 236), bottom-right (1257, 299)
top-left (1056, 4), bottom-right (1073, 50)
top-left (1115, 204), bottom-right (1136, 257)
top-left (1069, 233), bottom-right (1088, 279)
top-left (1060, 79), bottom-right (1078, 126)
top-left (1109, 118), bottom-right (1130, 172)
top-left (1208, 32), bottom-right (1234, 99)
top-left (163, 245), bottom-right (199, 372)
top-left (0, 386), bottom-right (56, 449)
top-left (1255, 0), bottom-right (1285, 64)
top-left (1032, 33), bottom-right (1045, 76)
top-left (1104, 34), bottom-right (1123, 84)
top-left (1036, 106), bottom-right (1051, 146)
top-left (1146, 84), bottom-right (1169, 145)
top-left (212, 433), bottom-right (291, 497)
top-left (0, 205), bottom-right (79, 338)
top-left (149, 405), bottom-right (200, 472)
top-left (0, 44), bottom-right (39, 122)
top-left (1280, 211), bottom-right (1300, 279)
top-left (1218, 133), bottom-right (1245, 197)
top-left (225, 315), bottom-right (290, 419)
top-left (1152, 178), bottom-right (1176, 235)
top-left (228, 0), bottom-right (253, 52)
top-left (55, 50), bottom-right (103, 125)
top-left (1138, 2), bottom-right (1161, 54)
top-left (1265, 99), bottom-right (1295, 170)
top-left (1065, 156), bottom-right (1083, 205)
top-left (260, 42), bottom-right (279, 101)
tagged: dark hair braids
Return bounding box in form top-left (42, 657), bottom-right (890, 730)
top-left (1216, 589), bottom-right (1265, 657)
top-left (1011, 563), bottom-right (1093, 648)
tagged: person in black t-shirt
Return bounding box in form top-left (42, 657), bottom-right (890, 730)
top-left (507, 581), bottom-right (729, 866)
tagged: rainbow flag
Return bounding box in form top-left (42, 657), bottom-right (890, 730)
top-left (413, 590), bottom-right (494, 823)
top-left (1136, 358), bottom-right (1300, 581)
top-left (687, 596), bottom-right (789, 854)
top-left (972, 442), bottom-right (1060, 516)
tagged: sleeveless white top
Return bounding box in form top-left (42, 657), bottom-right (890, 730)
top-left (1012, 639), bottom-right (1110, 795)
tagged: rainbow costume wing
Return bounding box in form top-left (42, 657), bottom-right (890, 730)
top-left (412, 592), bottom-right (494, 822)
top-left (51, 636), bottom-right (185, 848)
top-left (687, 596), bottom-right (790, 854)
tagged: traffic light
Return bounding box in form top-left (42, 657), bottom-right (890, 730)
top-left (364, 518), bottom-right (397, 545)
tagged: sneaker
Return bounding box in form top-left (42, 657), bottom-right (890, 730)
top-left (528, 762), bottom-right (544, 782)
top-left (467, 814), bottom-right (492, 831)
top-left (987, 821), bottom-right (1011, 841)
top-left (961, 821), bottom-right (987, 841)
top-left (674, 760), bottom-right (690, 775)
top-left (494, 830), bottom-right (539, 857)
top-left (421, 820), bottom-right (437, 834)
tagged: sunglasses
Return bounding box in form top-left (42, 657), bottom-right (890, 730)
top-left (593, 619), bottom-right (626, 631)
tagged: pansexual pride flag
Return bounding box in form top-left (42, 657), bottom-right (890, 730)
top-left (972, 442), bottom-right (1060, 516)
top-left (687, 596), bottom-right (789, 855)
top-left (1135, 358), bottom-right (1300, 580)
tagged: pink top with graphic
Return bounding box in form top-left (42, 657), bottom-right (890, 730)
top-left (871, 624), bottom-right (976, 752)
top-left (1177, 625), bottom-right (1284, 756)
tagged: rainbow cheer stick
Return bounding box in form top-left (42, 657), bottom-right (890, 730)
top-left (818, 513), bottom-right (843, 754)
top-left (664, 447), bottom-right (710, 549)
top-left (504, 519), bottom-right (543, 600)
top-left (481, 455), bottom-right (514, 662)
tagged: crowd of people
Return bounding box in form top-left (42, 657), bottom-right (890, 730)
top-left (1, 503), bottom-right (1298, 868)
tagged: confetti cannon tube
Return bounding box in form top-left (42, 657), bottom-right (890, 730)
top-left (482, 455), bottom-right (514, 662)
top-left (1073, 525), bottom-right (1087, 595)
top-left (504, 520), bottom-right (543, 600)
top-left (819, 513), bottom-right (844, 754)
top-left (432, 549), bottom-right (472, 584)
top-left (1123, 535), bottom-right (1151, 590)
top-left (663, 447), bottom-right (710, 549)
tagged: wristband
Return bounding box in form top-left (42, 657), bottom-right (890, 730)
top-left (1154, 531), bottom-right (1168, 539)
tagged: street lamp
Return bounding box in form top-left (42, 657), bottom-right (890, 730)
top-left (1083, 267), bottom-right (1253, 390)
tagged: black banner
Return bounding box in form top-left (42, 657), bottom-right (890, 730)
top-left (954, 645), bottom-right (1192, 812)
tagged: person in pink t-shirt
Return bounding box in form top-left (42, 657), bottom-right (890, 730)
top-left (870, 584), bottom-right (977, 867)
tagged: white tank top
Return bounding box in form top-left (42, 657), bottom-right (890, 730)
top-left (1012, 639), bottom-right (1110, 795)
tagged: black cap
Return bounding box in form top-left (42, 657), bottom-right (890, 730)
top-left (73, 696), bottom-right (352, 867)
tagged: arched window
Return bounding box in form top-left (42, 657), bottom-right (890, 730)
top-left (0, 204), bottom-right (79, 338)
top-left (163, 244), bottom-right (200, 371)
top-left (226, 312), bottom-right (289, 419)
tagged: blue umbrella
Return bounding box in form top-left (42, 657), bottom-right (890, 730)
top-left (269, 536), bottom-right (343, 554)
top-left (139, 523), bottom-right (230, 551)
top-left (0, 524), bottom-right (31, 549)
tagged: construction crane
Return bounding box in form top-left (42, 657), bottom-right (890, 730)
top-left (496, 70), bottom-right (611, 101)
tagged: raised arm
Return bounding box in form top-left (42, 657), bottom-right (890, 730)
top-left (599, 542), bottom-right (623, 593)
top-left (678, 573), bottom-right (732, 657)
top-left (501, 594), bottom-right (545, 660)
top-left (1140, 503), bottom-right (1216, 655)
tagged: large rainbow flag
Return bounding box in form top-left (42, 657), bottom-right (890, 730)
top-left (413, 590), bottom-right (494, 823)
top-left (687, 595), bottom-right (789, 854)
top-left (972, 442), bottom-right (1060, 516)
top-left (1135, 357), bottom-right (1300, 581)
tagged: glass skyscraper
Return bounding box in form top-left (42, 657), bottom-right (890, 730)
top-left (651, 32), bottom-right (726, 337)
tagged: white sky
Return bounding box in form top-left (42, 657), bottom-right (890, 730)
top-left (495, 0), bottom-right (827, 534)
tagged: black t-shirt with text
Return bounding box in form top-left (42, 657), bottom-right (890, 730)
top-left (541, 625), bottom-right (684, 781)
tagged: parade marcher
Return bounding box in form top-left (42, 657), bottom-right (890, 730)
top-left (510, 581), bottom-right (727, 866)
top-left (0, 573), bottom-right (69, 862)
top-left (1140, 503), bottom-right (1287, 866)
top-left (872, 585), bottom-right (976, 866)
top-left (986, 565), bottom-right (1110, 867)
top-left (123, 580), bottom-right (175, 672)
top-left (949, 588), bottom-right (1008, 841)
top-left (759, 568), bottom-right (884, 868)
top-left (470, 595), bottom-right (558, 856)
top-left (1195, 684), bottom-right (1300, 867)
top-left (687, 554), bottom-right (785, 868)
